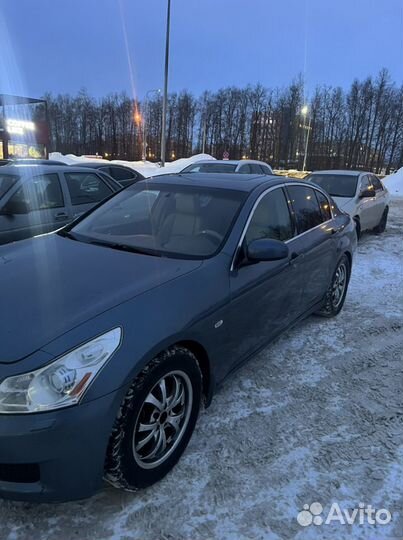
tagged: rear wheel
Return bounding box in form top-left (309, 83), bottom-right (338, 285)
top-left (315, 254), bottom-right (350, 317)
top-left (105, 347), bottom-right (202, 491)
top-left (373, 207), bottom-right (388, 233)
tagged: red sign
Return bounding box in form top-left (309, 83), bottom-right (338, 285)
top-left (223, 151), bottom-right (229, 160)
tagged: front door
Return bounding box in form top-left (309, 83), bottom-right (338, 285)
top-left (226, 187), bottom-right (303, 373)
top-left (63, 172), bottom-right (115, 220)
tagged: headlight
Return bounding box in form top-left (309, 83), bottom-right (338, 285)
top-left (0, 328), bottom-right (121, 414)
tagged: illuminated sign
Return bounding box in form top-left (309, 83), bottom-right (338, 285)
top-left (6, 119), bottom-right (36, 136)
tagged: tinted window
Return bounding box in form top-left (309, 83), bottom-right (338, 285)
top-left (182, 163), bottom-right (237, 173)
top-left (238, 164), bottom-right (252, 174)
top-left (371, 176), bottom-right (383, 191)
top-left (307, 173), bottom-right (358, 197)
top-left (109, 166), bottom-right (136, 181)
top-left (65, 173), bottom-right (113, 205)
top-left (245, 188), bottom-right (294, 244)
top-left (0, 174), bottom-right (18, 198)
top-left (71, 185), bottom-right (246, 259)
top-left (249, 164), bottom-right (263, 174)
top-left (260, 164), bottom-right (272, 175)
top-left (8, 174), bottom-right (63, 212)
top-left (315, 190), bottom-right (332, 221)
top-left (287, 185), bottom-right (324, 233)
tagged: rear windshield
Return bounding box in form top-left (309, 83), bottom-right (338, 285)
top-left (70, 184), bottom-right (246, 259)
top-left (307, 173), bottom-right (358, 198)
top-left (0, 174), bottom-right (18, 199)
top-left (182, 162), bottom-right (237, 173)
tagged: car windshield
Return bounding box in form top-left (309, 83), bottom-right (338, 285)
top-left (182, 162), bottom-right (238, 173)
top-left (0, 174), bottom-right (18, 198)
top-left (307, 173), bottom-right (358, 198)
top-left (68, 184), bottom-right (246, 259)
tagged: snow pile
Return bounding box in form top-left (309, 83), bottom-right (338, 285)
top-left (49, 152), bottom-right (215, 177)
top-left (383, 167), bottom-right (403, 198)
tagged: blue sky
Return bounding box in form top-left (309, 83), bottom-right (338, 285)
top-left (1, 0), bottom-right (402, 100)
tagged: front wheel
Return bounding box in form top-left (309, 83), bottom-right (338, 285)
top-left (315, 254), bottom-right (350, 317)
top-left (105, 346), bottom-right (202, 491)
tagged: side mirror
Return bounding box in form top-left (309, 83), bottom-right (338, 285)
top-left (359, 188), bottom-right (375, 199)
top-left (1, 199), bottom-right (30, 215)
top-left (247, 238), bottom-right (289, 262)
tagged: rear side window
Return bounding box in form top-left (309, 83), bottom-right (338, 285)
top-left (8, 174), bottom-right (63, 212)
top-left (249, 164), bottom-right (264, 174)
top-left (315, 190), bottom-right (332, 221)
top-left (0, 174), bottom-right (18, 199)
top-left (287, 185), bottom-right (324, 234)
top-left (109, 166), bottom-right (137, 181)
top-left (245, 188), bottom-right (294, 244)
top-left (65, 173), bottom-right (113, 205)
top-left (238, 164), bottom-right (252, 174)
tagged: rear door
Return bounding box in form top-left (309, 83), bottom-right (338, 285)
top-left (0, 172), bottom-right (70, 244)
top-left (370, 175), bottom-right (387, 226)
top-left (285, 184), bottom-right (337, 308)
top-left (63, 171), bottom-right (115, 219)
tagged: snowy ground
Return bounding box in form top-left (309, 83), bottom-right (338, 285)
top-left (2, 201), bottom-right (402, 540)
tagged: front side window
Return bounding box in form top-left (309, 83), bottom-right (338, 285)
top-left (245, 188), bottom-right (294, 244)
top-left (65, 172), bottom-right (113, 205)
top-left (0, 174), bottom-right (18, 199)
top-left (7, 173), bottom-right (63, 212)
top-left (287, 185), bottom-right (324, 234)
top-left (371, 176), bottom-right (383, 191)
top-left (70, 184), bottom-right (246, 259)
top-left (238, 164), bottom-right (252, 174)
top-left (307, 173), bottom-right (359, 198)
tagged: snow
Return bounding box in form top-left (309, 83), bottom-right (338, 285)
top-left (382, 167), bottom-right (403, 198)
top-left (49, 152), bottom-right (215, 178)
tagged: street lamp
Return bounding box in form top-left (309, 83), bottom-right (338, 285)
top-left (301, 105), bottom-right (311, 172)
top-left (160, 0), bottom-right (171, 167)
top-left (142, 89), bottom-right (161, 161)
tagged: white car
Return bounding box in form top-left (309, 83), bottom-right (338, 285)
top-left (306, 170), bottom-right (390, 239)
top-left (180, 159), bottom-right (273, 175)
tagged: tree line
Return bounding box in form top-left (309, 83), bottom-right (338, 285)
top-left (43, 69), bottom-right (403, 173)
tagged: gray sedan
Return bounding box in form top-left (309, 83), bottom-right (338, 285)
top-left (0, 164), bottom-right (121, 244)
top-left (0, 173), bottom-right (356, 502)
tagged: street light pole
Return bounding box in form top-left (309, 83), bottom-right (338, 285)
top-left (160, 0), bottom-right (171, 167)
top-left (301, 105), bottom-right (311, 172)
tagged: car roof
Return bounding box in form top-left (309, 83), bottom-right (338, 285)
top-left (308, 170), bottom-right (365, 176)
top-left (140, 172), bottom-right (292, 193)
top-left (186, 159), bottom-right (270, 166)
top-left (0, 164), bottom-right (115, 175)
top-left (74, 161), bottom-right (134, 169)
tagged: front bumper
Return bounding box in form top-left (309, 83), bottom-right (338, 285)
top-left (0, 389), bottom-right (122, 502)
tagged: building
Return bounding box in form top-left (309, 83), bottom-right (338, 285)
top-left (0, 94), bottom-right (49, 160)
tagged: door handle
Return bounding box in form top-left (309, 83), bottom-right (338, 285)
top-left (330, 227), bottom-right (342, 235)
top-left (54, 212), bottom-right (69, 221)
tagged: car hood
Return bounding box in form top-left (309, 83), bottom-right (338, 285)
top-left (0, 234), bottom-right (202, 364)
top-left (332, 196), bottom-right (355, 211)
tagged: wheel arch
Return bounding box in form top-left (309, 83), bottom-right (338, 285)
top-left (175, 340), bottom-right (214, 407)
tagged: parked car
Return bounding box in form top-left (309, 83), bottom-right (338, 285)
top-left (180, 159), bottom-right (273, 175)
top-left (0, 173), bottom-right (356, 502)
top-left (74, 161), bottom-right (144, 187)
top-left (0, 164), bottom-right (121, 245)
top-left (306, 170), bottom-right (390, 238)
top-left (4, 159), bottom-right (68, 166)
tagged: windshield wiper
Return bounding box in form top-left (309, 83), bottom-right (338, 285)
top-left (83, 238), bottom-right (162, 257)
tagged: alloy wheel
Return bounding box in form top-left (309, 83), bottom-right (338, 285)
top-left (132, 370), bottom-right (193, 469)
top-left (331, 262), bottom-right (347, 309)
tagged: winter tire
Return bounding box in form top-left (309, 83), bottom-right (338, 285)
top-left (104, 346), bottom-right (202, 491)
